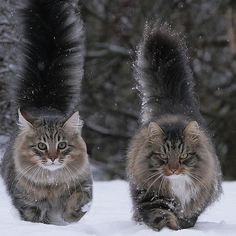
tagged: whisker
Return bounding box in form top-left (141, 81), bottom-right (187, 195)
top-left (157, 176), bottom-right (165, 198)
top-left (23, 166), bottom-right (39, 191)
top-left (12, 164), bottom-right (37, 187)
top-left (144, 174), bottom-right (163, 197)
top-left (143, 171), bottom-right (162, 185)
top-left (188, 173), bottom-right (207, 190)
top-left (67, 165), bottom-right (86, 202)
top-left (63, 167), bottom-right (73, 195)
top-left (135, 167), bottom-right (161, 175)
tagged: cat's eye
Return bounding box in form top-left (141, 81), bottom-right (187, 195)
top-left (181, 153), bottom-right (188, 159)
top-left (153, 152), bottom-right (167, 159)
top-left (151, 152), bottom-right (167, 163)
top-left (38, 142), bottom-right (47, 151)
top-left (58, 141), bottom-right (67, 150)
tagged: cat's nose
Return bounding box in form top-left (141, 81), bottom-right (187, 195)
top-left (170, 168), bottom-right (177, 173)
top-left (49, 156), bottom-right (57, 162)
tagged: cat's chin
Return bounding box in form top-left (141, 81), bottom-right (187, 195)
top-left (165, 173), bottom-right (185, 180)
top-left (42, 164), bottom-right (63, 171)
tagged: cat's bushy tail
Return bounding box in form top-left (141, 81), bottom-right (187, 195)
top-left (15, 0), bottom-right (84, 113)
top-left (135, 23), bottom-right (202, 124)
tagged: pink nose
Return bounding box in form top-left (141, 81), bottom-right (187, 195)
top-left (49, 156), bottom-right (57, 162)
top-left (170, 168), bottom-right (177, 173)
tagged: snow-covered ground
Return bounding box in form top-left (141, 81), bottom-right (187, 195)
top-left (0, 179), bottom-right (236, 236)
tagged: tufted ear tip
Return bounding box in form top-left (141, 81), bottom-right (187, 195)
top-left (63, 111), bottom-right (83, 133)
top-left (18, 109), bottom-right (33, 130)
top-left (184, 121), bottom-right (199, 133)
top-left (184, 121), bottom-right (200, 142)
top-left (148, 121), bottom-right (164, 137)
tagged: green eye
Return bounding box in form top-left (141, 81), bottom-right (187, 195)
top-left (181, 153), bottom-right (188, 159)
top-left (38, 142), bottom-right (47, 151)
top-left (152, 152), bottom-right (167, 160)
top-left (151, 152), bottom-right (167, 165)
top-left (58, 141), bottom-right (67, 150)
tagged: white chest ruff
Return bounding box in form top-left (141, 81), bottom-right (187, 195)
top-left (167, 175), bottom-right (198, 207)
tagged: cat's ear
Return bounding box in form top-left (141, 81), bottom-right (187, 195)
top-left (184, 121), bottom-right (200, 143)
top-left (18, 109), bottom-right (33, 131)
top-left (148, 122), bottom-right (164, 139)
top-left (63, 111), bottom-right (83, 133)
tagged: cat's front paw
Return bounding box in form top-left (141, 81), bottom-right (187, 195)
top-left (63, 191), bottom-right (92, 223)
top-left (63, 202), bottom-right (92, 223)
top-left (63, 208), bottom-right (85, 223)
top-left (166, 214), bottom-right (180, 230)
top-left (143, 209), bottom-right (180, 231)
top-left (20, 207), bottom-right (49, 224)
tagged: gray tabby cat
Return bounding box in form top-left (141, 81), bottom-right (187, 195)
top-left (127, 23), bottom-right (222, 231)
top-left (1, 0), bottom-right (92, 225)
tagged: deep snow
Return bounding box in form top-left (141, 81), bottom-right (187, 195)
top-left (0, 179), bottom-right (236, 236)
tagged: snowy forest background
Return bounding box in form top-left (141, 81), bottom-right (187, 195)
top-left (0, 0), bottom-right (235, 180)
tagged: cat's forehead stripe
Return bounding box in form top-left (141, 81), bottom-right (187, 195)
top-left (163, 139), bottom-right (185, 152)
top-left (45, 131), bottom-right (50, 140)
top-left (53, 130), bottom-right (59, 140)
top-left (41, 130), bottom-right (59, 141)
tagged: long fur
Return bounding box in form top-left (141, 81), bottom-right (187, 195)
top-left (135, 23), bottom-right (203, 124)
top-left (127, 23), bottom-right (222, 231)
top-left (15, 0), bottom-right (84, 113)
top-left (0, 0), bottom-right (92, 225)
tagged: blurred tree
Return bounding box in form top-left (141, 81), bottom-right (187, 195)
top-left (0, 0), bottom-right (235, 179)
top-left (0, 0), bottom-right (16, 138)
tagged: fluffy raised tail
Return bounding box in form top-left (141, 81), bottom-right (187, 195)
top-left (135, 23), bottom-right (201, 124)
top-left (15, 0), bottom-right (84, 113)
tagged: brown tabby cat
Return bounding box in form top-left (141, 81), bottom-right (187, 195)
top-left (1, 0), bottom-right (92, 225)
top-left (127, 23), bottom-right (222, 231)
top-left (2, 111), bottom-right (92, 225)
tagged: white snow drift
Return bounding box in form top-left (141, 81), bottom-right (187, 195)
top-left (0, 179), bottom-right (236, 236)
